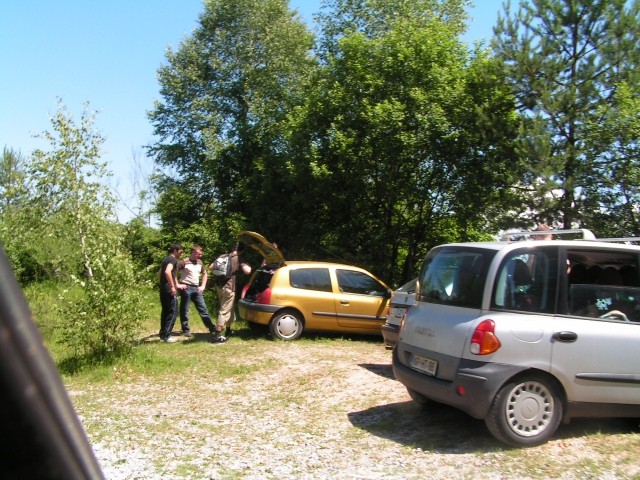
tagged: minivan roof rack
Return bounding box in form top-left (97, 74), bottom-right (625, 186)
top-left (500, 229), bottom-right (596, 241)
top-left (590, 237), bottom-right (640, 244)
top-left (500, 229), bottom-right (640, 244)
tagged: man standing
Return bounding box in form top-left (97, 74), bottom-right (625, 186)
top-left (159, 243), bottom-right (184, 343)
top-left (211, 243), bottom-right (251, 343)
top-left (178, 245), bottom-right (217, 338)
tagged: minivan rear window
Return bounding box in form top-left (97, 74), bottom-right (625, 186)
top-left (417, 247), bottom-right (493, 308)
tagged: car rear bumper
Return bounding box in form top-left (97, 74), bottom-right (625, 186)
top-left (392, 344), bottom-right (526, 419)
top-left (381, 322), bottom-right (399, 349)
top-left (238, 299), bottom-right (280, 325)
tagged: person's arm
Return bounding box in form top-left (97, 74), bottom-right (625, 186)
top-left (165, 263), bottom-right (177, 296)
top-left (174, 260), bottom-right (187, 290)
top-left (241, 263), bottom-right (252, 275)
top-left (200, 265), bottom-right (207, 292)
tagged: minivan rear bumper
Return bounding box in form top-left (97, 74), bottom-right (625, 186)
top-left (392, 345), bottom-right (526, 419)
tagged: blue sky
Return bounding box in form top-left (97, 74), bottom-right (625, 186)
top-left (0, 0), bottom-right (507, 222)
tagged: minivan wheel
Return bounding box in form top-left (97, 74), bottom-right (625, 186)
top-left (485, 374), bottom-right (563, 447)
top-left (269, 311), bottom-right (303, 340)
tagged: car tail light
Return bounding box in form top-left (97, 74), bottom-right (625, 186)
top-left (241, 284), bottom-right (250, 299)
top-left (256, 287), bottom-right (272, 304)
top-left (469, 319), bottom-right (501, 355)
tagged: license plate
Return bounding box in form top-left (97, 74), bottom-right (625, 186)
top-left (390, 307), bottom-right (406, 319)
top-left (410, 354), bottom-right (438, 376)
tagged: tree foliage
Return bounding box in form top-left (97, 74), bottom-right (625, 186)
top-left (26, 102), bottom-right (143, 358)
top-left (302, 1), bottom-right (519, 282)
top-left (149, 0), bottom-right (520, 285)
top-left (149, 0), bottom-right (316, 242)
top-left (0, 147), bottom-right (34, 281)
top-left (493, 0), bottom-right (640, 232)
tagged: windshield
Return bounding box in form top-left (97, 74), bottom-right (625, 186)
top-left (417, 247), bottom-right (494, 308)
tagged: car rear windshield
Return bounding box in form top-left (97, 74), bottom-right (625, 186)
top-left (417, 247), bottom-right (494, 308)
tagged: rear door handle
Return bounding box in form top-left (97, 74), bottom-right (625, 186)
top-left (552, 331), bottom-right (578, 342)
top-left (340, 300), bottom-right (349, 305)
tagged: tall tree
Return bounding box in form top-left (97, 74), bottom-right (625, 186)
top-left (583, 81), bottom-right (640, 236)
top-left (148, 0), bottom-right (316, 244)
top-left (297, 0), bottom-right (518, 283)
top-left (493, 0), bottom-right (640, 231)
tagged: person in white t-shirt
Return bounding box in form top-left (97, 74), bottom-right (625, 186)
top-left (178, 245), bottom-right (216, 338)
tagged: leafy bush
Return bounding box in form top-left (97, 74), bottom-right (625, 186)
top-left (57, 233), bottom-right (147, 359)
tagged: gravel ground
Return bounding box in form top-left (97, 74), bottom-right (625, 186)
top-left (66, 336), bottom-right (640, 480)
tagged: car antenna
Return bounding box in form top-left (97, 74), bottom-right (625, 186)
top-left (319, 245), bottom-right (351, 264)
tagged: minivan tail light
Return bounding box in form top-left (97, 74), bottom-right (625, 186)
top-left (257, 288), bottom-right (272, 304)
top-left (399, 307), bottom-right (411, 332)
top-left (470, 319), bottom-right (501, 355)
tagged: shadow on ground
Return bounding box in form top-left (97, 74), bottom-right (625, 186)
top-left (349, 363), bottom-right (640, 452)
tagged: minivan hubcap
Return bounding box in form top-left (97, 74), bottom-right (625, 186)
top-left (505, 381), bottom-right (554, 437)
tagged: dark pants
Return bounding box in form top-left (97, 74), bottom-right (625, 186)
top-left (159, 290), bottom-right (178, 340)
top-left (180, 285), bottom-right (215, 333)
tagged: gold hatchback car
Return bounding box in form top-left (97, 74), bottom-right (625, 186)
top-left (237, 231), bottom-right (392, 340)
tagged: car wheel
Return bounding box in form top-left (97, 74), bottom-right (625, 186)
top-left (269, 310), bottom-right (303, 340)
top-left (406, 388), bottom-right (429, 406)
top-left (485, 374), bottom-right (563, 447)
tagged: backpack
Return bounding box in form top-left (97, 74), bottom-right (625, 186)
top-left (210, 253), bottom-right (233, 279)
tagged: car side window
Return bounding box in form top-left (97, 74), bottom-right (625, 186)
top-left (289, 268), bottom-right (332, 292)
top-left (492, 248), bottom-right (558, 314)
top-left (567, 249), bottom-right (640, 322)
top-left (336, 269), bottom-right (386, 296)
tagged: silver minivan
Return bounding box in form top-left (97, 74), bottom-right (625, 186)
top-left (393, 229), bottom-right (640, 447)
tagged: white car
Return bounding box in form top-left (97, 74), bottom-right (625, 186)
top-left (393, 229), bottom-right (640, 447)
top-left (381, 278), bottom-right (417, 349)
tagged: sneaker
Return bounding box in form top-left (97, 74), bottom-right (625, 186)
top-left (225, 328), bottom-right (234, 337)
top-left (212, 334), bottom-right (227, 344)
top-left (161, 336), bottom-right (177, 343)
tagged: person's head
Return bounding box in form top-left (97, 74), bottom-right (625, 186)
top-left (233, 243), bottom-right (246, 254)
top-left (169, 243), bottom-right (184, 257)
top-left (533, 224), bottom-right (552, 241)
top-left (190, 245), bottom-right (203, 260)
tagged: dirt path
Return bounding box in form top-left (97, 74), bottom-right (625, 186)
top-left (67, 339), bottom-right (640, 479)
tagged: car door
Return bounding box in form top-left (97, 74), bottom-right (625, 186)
top-left (333, 268), bottom-right (390, 329)
top-left (288, 266), bottom-right (340, 330)
top-left (552, 246), bottom-right (640, 404)
top-left (550, 316), bottom-right (640, 404)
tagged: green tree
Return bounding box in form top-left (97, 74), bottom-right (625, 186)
top-left (493, 0), bottom-right (640, 231)
top-left (29, 101), bottom-right (143, 358)
top-left (583, 81), bottom-right (640, 236)
top-left (296, 0), bottom-right (518, 283)
top-left (148, 0), bottom-right (316, 246)
top-left (0, 147), bottom-right (35, 281)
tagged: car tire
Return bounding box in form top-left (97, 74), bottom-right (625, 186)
top-left (485, 373), bottom-right (563, 447)
top-left (406, 387), bottom-right (429, 406)
top-left (269, 310), bottom-right (304, 340)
